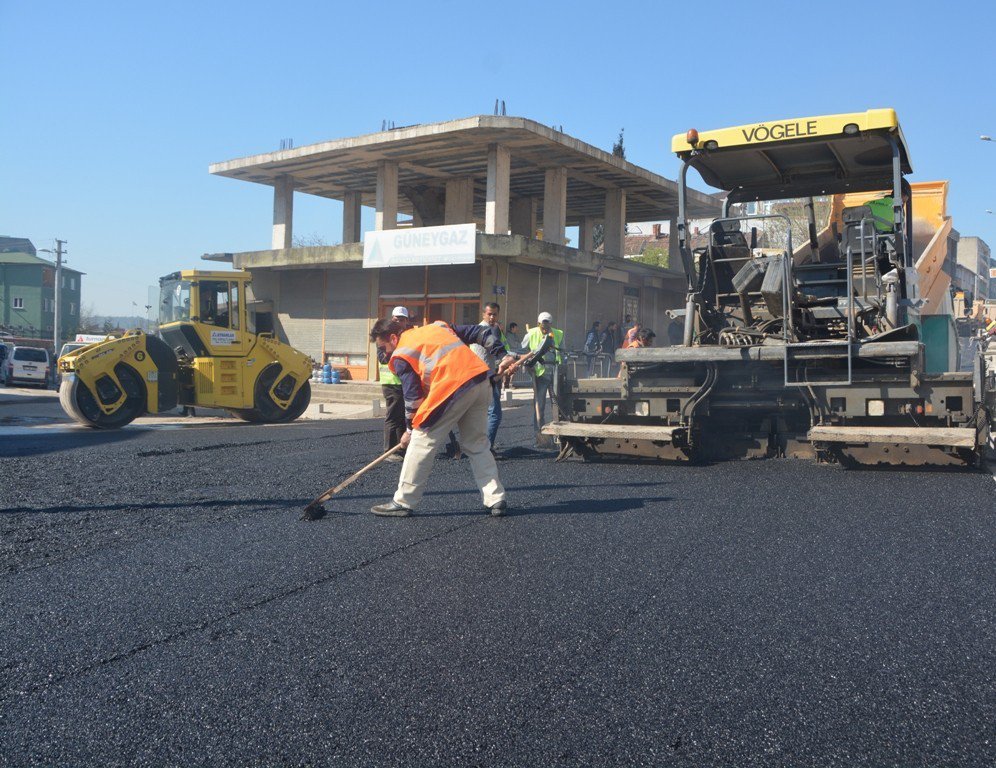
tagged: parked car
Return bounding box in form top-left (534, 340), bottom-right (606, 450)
top-left (0, 343), bottom-right (10, 384)
top-left (4, 346), bottom-right (51, 388)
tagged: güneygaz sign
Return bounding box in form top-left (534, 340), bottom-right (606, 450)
top-left (363, 223), bottom-right (476, 268)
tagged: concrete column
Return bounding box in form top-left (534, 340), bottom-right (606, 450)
top-left (485, 143), bottom-right (510, 234)
top-left (578, 216), bottom-right (595, 253)
top-left (668, 216), bottom-right (681, 274)
top-left (510, 197), bottom-right (537, 238)
top-left (272, 175), bottom-right (294, 249)
top-left (445, 177), bottom-right (474, 224)
top-left (603, 188), bottom-right (626, 257)
top-left (342, 191), bottom-right (362, 244)
top-left (557, 271), bottom-right (569, 331)
top-left (375, 160), bottom-right (398, 231)
top-left (543, 167), bottom-right (567, 245)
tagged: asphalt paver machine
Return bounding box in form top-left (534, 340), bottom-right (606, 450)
top-left (60, 270), bottom-right (312, 428)
top-left (545, 109), bottom-right (994, 466)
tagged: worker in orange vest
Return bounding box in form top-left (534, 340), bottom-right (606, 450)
top-left (618, 327), bottom-right (655, 378)
top-left (368, 318), bottom-right (518, 518)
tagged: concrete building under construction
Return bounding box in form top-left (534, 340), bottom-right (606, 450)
top-left (205, 116), bottom-right (719, 379)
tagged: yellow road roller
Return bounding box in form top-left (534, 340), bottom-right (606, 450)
top-left (59, 270), bottom-right (313, 428)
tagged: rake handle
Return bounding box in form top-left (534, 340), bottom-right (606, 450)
top-left (311, 442), bottom-right (405, 506)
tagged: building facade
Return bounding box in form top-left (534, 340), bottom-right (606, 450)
top-left (954, 236), bottom-right (990, 304)
top-left (0, 245), bottom-right (83, 345)
top-left (206, 116), bottom-right (719, 378)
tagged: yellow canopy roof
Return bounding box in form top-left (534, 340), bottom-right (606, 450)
top-left (671, 109), bottom-right (912, 202)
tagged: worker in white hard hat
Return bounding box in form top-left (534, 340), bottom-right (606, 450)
top-left (521, 311), bottom-right (564, 440)
top-left (379, 306), bottom-right (413, 462)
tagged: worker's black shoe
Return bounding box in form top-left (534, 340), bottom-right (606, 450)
top-left (371, 501), bottom-right (412, 517)
top-left (487, 500), bottom-right (507, 517)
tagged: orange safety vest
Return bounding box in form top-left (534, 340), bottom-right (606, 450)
top-left (389, 321), bottom-right (489, 429)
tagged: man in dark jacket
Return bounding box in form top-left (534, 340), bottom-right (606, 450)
top-left (584, 321), bottom-right (602, 376)
top-left (599, 321), bottom-right (619, 374)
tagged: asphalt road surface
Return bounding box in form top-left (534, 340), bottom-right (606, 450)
top-left (1, 395), bottom-right (994, 766)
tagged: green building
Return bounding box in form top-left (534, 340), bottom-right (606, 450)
top-left (0, 237), bottom-right (83, 345)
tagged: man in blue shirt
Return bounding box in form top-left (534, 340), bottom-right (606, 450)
top-left (470, 302), bottom-right (507, 451)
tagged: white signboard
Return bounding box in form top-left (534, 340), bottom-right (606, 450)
top-left (363, 224), bottom-right (476, 268)
top-left (75, 333), bottom-right (112, 343)
top-left (210, 329), bottom-right (237, 345)
top-left (990, 267), bottom-right (996, 279)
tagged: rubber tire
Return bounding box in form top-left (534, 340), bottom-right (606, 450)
top-left (229, 368), bottom-right (310, 424)
top-left (275, 380), bottom-right (311, 423)
top-left (254, 365), bottom-right (309, 423)
top-left (61, 365), bottom-right (145, 429)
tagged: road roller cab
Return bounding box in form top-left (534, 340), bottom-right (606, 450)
top-left (59, 270), bottom-right (313, 428)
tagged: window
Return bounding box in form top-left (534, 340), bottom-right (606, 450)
top-left (12, 297), bottom-right (23, 309)
top-left (71, 277), bottom-right (76, 290)
top-left (160, 278), bottom-right (191, 324)
top-left (69, 302), bottom-right (76, 315)
top-left (622, 287), bottom-right (640, 323)
top-left (43, 298), bottom-right (54, 313)
top-left (198, 280), bottom-right (231, 328)
top-left (13, 348), bottom-right (48, 363)
top-left (229, 282), bottom-right (239, 330)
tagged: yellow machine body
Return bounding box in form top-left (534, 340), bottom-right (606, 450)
top-left (59, 270), bottom-right (313, 428)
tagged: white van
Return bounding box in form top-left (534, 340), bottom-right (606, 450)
top-left (4, 346), bottom-right (51, 388)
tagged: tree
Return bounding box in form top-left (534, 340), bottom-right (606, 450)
top-left (292, 232), bottom-right (332, 248)
top-left (612, 128), bottom-right (626, 159)
top-left (632, 246), bottom-right (669, 269)
top-left (76, 303), bottom-right (99, 334)
top-left (101, 319), bottom-right (114, 335)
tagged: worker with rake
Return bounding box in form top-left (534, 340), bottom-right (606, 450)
top-left (367, 317), bottom-right (518, 518)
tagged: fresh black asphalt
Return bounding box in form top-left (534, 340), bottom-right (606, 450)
top-left (1, 400), bottom-right (994, 766)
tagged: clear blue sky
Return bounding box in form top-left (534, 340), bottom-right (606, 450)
top-left (3, 0), bottom-right (995, 315)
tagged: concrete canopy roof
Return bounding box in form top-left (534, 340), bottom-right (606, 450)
top-left (209, 116), bottom-right (720, 223)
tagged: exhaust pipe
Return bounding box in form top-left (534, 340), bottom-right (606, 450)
top-left (883, 269), bottom-right (900, 329)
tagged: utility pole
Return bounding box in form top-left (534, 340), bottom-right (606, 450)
top-left (53, 240), bottom-right (66, 358)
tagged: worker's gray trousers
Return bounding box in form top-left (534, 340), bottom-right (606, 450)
top-left (393, 380), bottom-right (505, 509)
top-left (531, 369), bottom-right (555, 433)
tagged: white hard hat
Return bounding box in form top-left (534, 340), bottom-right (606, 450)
top-left (391, 306), bottom-right (410, 318)
top-left (538, 312), bottom-right (553, 323)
